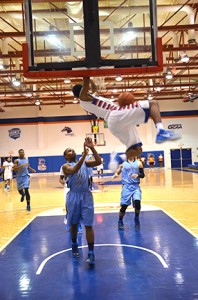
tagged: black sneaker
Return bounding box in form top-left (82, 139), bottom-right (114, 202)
top-left (26, 204), bottom-right (31, 211)
top-left (86, 251), bottom-right (95, 265)
top-left (118, 220), bottom-right (125, 230)
top-left (134, 216), bottom-right (140, 229)
top-left (72, 243), bottom-right (79, 258)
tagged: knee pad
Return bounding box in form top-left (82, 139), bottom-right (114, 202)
top-left (120, 204), bottom-right (128, 213)
top-left (134, 200), bottom-right (141, 211)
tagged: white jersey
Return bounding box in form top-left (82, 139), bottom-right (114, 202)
top-left (3, 161), bottom-right (14, 180)
top-left (80, 96), bottom-right (150, 150)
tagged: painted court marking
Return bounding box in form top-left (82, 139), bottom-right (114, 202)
top-left (36, 243), bottom-right (168, 275)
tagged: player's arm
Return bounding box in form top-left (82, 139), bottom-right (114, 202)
top-left (28, 165), bottom-right (36, 173)
top-left (79, 77), bottom-right (93, 102)
top-left (112, 164), bottom-right (123, 178)
top-left (138, 161), bottom-right (145, 179)
top-left (13, 159), bottom-right (28, 172)
top-left (84, 138), bottom-right (102, 168)
top-left (59, 175), bottom-right (65, 185)
top-left (62, 152), bottom-right (87, 175)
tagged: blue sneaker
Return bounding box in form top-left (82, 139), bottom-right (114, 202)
top-left (78, 224), bottom-right (83, 234)
top-left (156, 129), bottom-right (181, 144)
top-left (87, 251), bottom-right (95, 265)
top-left (134, 216), bottom-right (140, 229)
top-left (26, 205), bottom-right (31, 212)
top-left (4, 183), bottom-right (7, 189)
top-left (118, 220), bottom-right (125, 230)
top-left (72, 243), bottom-right (79, 258)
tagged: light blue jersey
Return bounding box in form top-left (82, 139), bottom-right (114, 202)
top-left (66, 161), bottom-right (94, 226)
top-left (122, 160), bottom-right (140, 187)
top-left (120, 159), bottom-right (142, 206)
top-left (15, 158), bottom-right (30, 190)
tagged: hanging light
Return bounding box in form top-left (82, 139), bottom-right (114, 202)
top-left (12, 78), bottom-right (21, 87)
top-left (180, 53), bottom-right (190, 63)
top-left (165, 68), bottom-right (173, 80)
top-left (35, 99), bottom-right (40, 106)
top-left (64, 78), bottom-right (71, 84)
top-left (115, 76), bottom-right (123, 82)
top-left (73, 98), bottom-right (78, 104)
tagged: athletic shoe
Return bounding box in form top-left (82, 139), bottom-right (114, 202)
top-left (118, 220), bottom-right (125, 230)
top-left (134, 216), bottom-right (140, 229)
top-left (78, 223), bottom-right (83, 234)
top-left (72, 243), bottom-right (79, 258)
top-left (6, 186), bottom-right (10, 191)
top-left (4, 183), bottom-right (7, 189)
top-left (156, 129), bottom-right (181, 144)
top-left (86, 251), bottom-right (95, 265)
top-left (26, 205), bottom-right (31, 212)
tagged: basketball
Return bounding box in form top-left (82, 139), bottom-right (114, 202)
top-left (117, 92), bottom-right (135, 107)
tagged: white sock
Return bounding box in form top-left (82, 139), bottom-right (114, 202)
top-left (156, 122), bottom-right (164, 132)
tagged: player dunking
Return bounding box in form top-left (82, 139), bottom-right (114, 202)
top-left (72, 77), bottom-right (180, 171)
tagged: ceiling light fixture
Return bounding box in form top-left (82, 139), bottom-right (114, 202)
top-left (35, 99), bottom-right (41, 106)
top-left (73, 98), bottom-right (78, 104)
top-left (180, 53), bottom-right (190, 63)
top-left (12, 78), bottom-right (21, 87)
top-left (64, 78), bottom-right (71, 84)
top-left (115, 76), bottom-right (123, 82)
top-left (165, 68), bottom-right (173, 80)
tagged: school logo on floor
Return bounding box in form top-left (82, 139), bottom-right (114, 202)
top-left (8, 128), bottom-right (21, 140)
top-left (61, 126), bottom-right (74, 136)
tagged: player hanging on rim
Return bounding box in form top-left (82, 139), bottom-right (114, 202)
top-left (72, 77), bottom-right (181, 172)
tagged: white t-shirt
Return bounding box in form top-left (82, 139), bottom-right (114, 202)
top-left (3, 161), bottom-right (14, 179)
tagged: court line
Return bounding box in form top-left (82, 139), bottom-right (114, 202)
top-left (36, 243), bottom-right (168, 275)
top-left (161, 208), bottom-right (198, 239)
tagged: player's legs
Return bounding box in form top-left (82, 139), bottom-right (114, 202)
top-left (132, 188), bottom-right (142, 229)
top-left (70, 224), bottom-right (79, 257)
top-left (24, 188), bottom-right (31, 211)
top-left (18, 189), bottom-right (25, 202)
top-left (149, 100), bottom-right (181, 143)
top-left (85, 225), bottom-right (95, 264)
top-left (118, 204), bottom-right (128, 230)
top-left (118, 186), bottom-right (132, 230)
top-left (133, 200), bottom-right (141, 229)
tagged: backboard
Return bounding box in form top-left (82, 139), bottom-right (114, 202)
top-left (22, 0), bottom-right (163, 79)
top-left (86, 133), bottom-right (106, 146)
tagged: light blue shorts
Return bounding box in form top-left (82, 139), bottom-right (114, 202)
top-left (66, 190), bottom-right (94, 226)
top-left (16, 175), bottom-right (30, 190)
top-left (120, 184), bottom-right (142, 206)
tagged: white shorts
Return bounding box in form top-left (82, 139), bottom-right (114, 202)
top-left (4, 172), bottom-right (13, 180)
top-left (107, 100), bottom-right (150, 149)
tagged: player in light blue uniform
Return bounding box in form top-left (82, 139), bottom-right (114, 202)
top-left (13, 149), bottom-right (36, 211)
top-left (62, 138), bottom-right (102, 265)
top-left (113, 157), bottom-right (145, 230)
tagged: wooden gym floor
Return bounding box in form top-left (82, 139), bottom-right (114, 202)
top-left (0, 168), bottom-right (198, 251)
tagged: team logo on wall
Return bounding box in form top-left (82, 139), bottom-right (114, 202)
top-left (168, 124), bottom-right (182, 129)
top-left (38, 158), bottom-right (47, 171)
top-left (8, 128), bottom-right (21, 140)
top-left (61, 126), bottom-right (74, 136)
